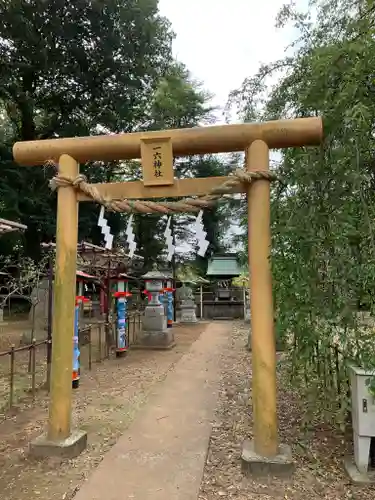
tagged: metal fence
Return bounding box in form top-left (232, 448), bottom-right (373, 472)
top-left (289, 336), bottom-right (352, 425)
top-left (127, 312), bottom-right (143, 345)
top-left (0, 311), bottom-right (143, 413)
top-left (295, 341), bottom-right (350, 398)
top-left (0, 338), bottom-right (50, 410)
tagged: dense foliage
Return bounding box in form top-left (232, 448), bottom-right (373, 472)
top-left (128, 63), bottom-right (234, 268)
top-left (3, 0), bottom-right (375, 427)
top-left (0, 0), bottom-right (232, 271)
top-left (230, 0), bottom-right (375, 423)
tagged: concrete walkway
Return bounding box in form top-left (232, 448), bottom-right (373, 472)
top-left (74, 322), bottom-right (230, 500)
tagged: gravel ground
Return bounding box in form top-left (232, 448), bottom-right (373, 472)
top-left (2, 320), bottom-right (374, 500)
top-left (198, 322), bottom-right (375, 500)
top-left (0, 323), bottom-right (206, 500)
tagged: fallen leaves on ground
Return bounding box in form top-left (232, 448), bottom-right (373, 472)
top-left (198, 322), bottom-right (375, 500)
top-left (0, 324), bottom-right (205, 500)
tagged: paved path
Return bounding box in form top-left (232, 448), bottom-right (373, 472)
top-left (74, 322), bottom-right (230, 500)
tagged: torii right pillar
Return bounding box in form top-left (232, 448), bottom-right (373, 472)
top-left (241, 140), bottom-right (294, 477)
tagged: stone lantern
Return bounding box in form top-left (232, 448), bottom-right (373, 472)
top-left (143, 263), bottom-right (165, 307)
top-left (139, 263), bottom-right (175, 349)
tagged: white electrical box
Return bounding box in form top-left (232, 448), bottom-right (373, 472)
top-left (349, 365), bottom-right (375, 474)
top-left (350, 366), bottom-right (375, 436)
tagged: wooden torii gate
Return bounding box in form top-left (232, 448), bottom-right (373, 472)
top-left (13, 117), bottom-right (323, 463)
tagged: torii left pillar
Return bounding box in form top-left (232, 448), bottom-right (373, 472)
top-left (30, 154), bottom-right (87, 458)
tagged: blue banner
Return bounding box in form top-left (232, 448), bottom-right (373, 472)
top-left (73, 305), bottom-right (80, 378)
top-left (167, 291), bottom-right (173, 328)
top-left (117, 298), bottom-right (127, 350)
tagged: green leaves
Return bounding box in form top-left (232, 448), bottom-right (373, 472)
top-left (0, 2), bottom-right (235, 274)
top-left (0, 0), bottom-right (175, 259)
top-left (230, 0), bottom-right (375, 423)
top-left (131, 63), bottom-right (232, 268)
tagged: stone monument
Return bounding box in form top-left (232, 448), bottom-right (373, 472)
top-left (177, 283), bottom-right (197, 323)
top-left (21, 278), bottom-right (51, 344)
top-left (138, 264), bottom-right (175, 349)
top-left (28, 277), bottom-right (50, 327)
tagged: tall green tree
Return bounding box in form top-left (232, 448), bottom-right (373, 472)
top-left (0, 0), bottom-right (173, 259)
top-left (128, 62), bottom-right (232, 269)
top-left (147, 62), bottom-right (215, 130)
top-left (229, 0), bottom-right (375, 422)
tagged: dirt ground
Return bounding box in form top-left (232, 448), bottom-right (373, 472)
top-left (198, 322), bottom-right (375, 500)
top-left (2, 320), bottom-right (374, 500)
top-left (0, 322), bottom-right (206, 500)
top-left (0, 318), bottom-right (32, 350)
top-left (0, 319), bottom-right (117, 411)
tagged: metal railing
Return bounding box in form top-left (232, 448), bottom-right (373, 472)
top-left (0, 338), bottom-right (50, 410)
top-left (0, 311), bottom-right (143, 413)
top-left (127, 311), bottom-right (143, 346)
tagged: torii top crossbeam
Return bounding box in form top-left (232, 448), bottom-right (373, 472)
top-left (12, 117), bottom-right (323, 204)
top-left (13, 118), bottom-right (323, 166)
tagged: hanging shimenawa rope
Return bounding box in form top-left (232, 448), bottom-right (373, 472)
top-left (48, 162), bottom-right (278, 214)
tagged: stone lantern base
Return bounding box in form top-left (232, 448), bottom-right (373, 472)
top-left (136, 305), bottom-right (175, 350)
top-left (136, 330), bottom-right (175, 350)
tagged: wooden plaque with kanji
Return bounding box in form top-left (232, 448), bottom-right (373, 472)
top-left (140, 137), bottom-right (174, 187)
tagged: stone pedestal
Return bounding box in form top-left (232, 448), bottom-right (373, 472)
top-left (143, 304), bottom-right (167, 331)
top-left (30, 430), bottom-right (87, 459)
top-left (138, 304), bottom-right (175, 350)
top-left (137, 329), bottom-right (175, 349)
top-left (241, 440), bottom-right (294, 477)
top-left (180, 299), bottom-right (197, 323)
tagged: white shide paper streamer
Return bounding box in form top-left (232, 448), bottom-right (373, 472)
top-left (98, 206), bottom-right (114, 250)
top-left (194, 210), bottom-right (209, 257)
top-left (126, 214), bottom-right (137, 258)
top-left (164, 216), bottom-right (175, 262)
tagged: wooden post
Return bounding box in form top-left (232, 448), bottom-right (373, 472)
top-left (200, 284), bottom-right (203, 319)
top-left (242, 286), bottom-right (246, 319)
top-left (246, 140), bottom-right (278, 457)
top-left (47, 154), bottom-right (79, 441)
